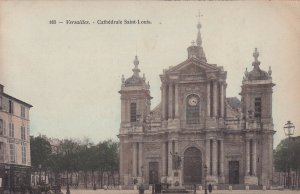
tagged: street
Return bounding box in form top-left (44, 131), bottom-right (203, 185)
top-left (61, 189), bottom-right (300, 194)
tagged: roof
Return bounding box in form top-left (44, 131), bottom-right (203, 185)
top-left (124, 75), bottom-right (145, 87)
top-left (226, 97), bottom-right (241, 110)
top-left (1, 92), bottom-right (33, 108)
top-left (247, 67), bottom-right (269, 81)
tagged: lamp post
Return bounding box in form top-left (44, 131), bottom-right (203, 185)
top-left (65, 150), bottom-right (71, 194)
top-left (4, 165), bottom-right (10, 194)
top-left (283, 121), bottom-right (295, 189)
top-left (204, 165), bottom-right (207, 194)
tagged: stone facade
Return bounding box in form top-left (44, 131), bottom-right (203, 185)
top-left (118, 20), bottom-right (275, 188)
top-left (0, 84), bottom-right (33, 190)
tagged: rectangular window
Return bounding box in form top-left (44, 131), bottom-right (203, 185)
top-left (22, 145), bottom-right (26, 164)
top-left (0, 143), bottom-right (5, 161)
top-left (10, 143), bottom-right (15, 163)
top-left (21, 126), bottom-right (26, 140)
top-left (9, 123), bottom-right (14, 138)
top-left (130, 103), bottom-right (137, 122)
top-left (254, 97), bottom-right (262, 118)
top-left (9, 100), bottom-right (14, 114)
top-left (21, 106), bottom-right (26, 118)
top-left (0, 96), bottom-right (2, 109)
top-left (27, 125), bottom-right (30, 139)
top-left (0, 119), bottom-right (3, 136)
top-left (3, 120), bottom-right (6, 136)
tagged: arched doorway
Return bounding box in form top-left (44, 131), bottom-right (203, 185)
top-left (183, 147), bottom-right (202, 184)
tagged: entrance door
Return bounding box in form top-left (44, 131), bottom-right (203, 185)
top-left (149, 162), bottom-right (159, 184)
top-left (183, 147), bottom-right (202, 184)
top-left (229, 161), bottom-right (239, 184)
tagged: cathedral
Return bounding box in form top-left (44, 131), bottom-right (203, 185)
top-left (118, 18), bottom-right (275, 188)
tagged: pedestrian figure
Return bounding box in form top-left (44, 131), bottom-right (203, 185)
top-left (139, 184), bottom-right (144, 194)
top-left (208, 184), bottom-right (212, 193)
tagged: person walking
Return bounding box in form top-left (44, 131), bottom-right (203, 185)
top-left (208, 183), bottom-right (212, 193)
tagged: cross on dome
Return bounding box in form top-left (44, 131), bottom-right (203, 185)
top-left (196, 11), bottom-right (203, 46)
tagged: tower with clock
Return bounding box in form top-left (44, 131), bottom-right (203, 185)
top-left (118, 14), bottom-right (275, 189)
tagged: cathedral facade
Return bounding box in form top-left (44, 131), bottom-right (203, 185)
top-left (118, 19), bottom-right (275, 187)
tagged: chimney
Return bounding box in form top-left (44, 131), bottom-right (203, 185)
top-left (0, 84), bottom-right (3, 93)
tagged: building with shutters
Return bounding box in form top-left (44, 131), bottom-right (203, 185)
top-left (118, 18), bottom-right (275, 188)
top-left (0, 84), bottom-right (32, 191)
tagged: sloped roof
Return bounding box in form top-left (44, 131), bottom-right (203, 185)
top-left (227, 97), bottom-right (241, 110)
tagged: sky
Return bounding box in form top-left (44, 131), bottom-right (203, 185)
top-left (0, 1), bottom-right (299, 147)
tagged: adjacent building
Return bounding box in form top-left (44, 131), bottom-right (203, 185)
top-left (0, 84), bottom-right (32, 190)
top-left (118, 18), bottom-right (275, 187)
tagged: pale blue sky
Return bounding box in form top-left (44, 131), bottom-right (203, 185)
top-left (1, 1), bottom-right (299, 147)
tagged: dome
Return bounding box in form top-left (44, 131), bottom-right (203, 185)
top-left (121, 55), bottom-right (149, 88)
top-left (124, 75), bottom-right (145, 87)
top-left (244, 48), bottom-right (270, 81)
top-left (247, 67), bottom-right (269, 81)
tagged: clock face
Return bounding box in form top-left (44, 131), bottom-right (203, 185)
top-left (188, 96), bottom-right (198, 106)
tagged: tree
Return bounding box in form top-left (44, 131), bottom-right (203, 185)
top-left (30, 136), bottom-right (52, 169)
top-left (274, 136), bottom-right (300, 188)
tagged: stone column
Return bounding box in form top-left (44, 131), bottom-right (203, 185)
top-left (220, 83), bottom-right (225, 118)
top-left (139, 142), bottom-right (143, 177)
top-left (245, 139), bottom-right (250, 175)
top-left (168, 141), bottom-right (172, 176)
top-left (206, 82), bottom-right (211, 117)
top-left (161, 84), bottom-right (166, 120)
top-left (162, 142), bottom-right (167, 176)
top-left (174, 84), bottom-right (179, 118)
top-left (213, 81), bottom-right (218, 117)
top-left (132, 142), bottom-right (137, 177)
top-left (212, 139), bottom-right (218, 176)
top-left (252, 140), bottom-right (257, 176)
top-left (168, 84), bottom-right (173, 119)
top-left (220, 140), bottom-right (224, 176)
top-left (119, 141), bottom-right (124, 184)
top-left (205, 139), bottom-right (210, 175)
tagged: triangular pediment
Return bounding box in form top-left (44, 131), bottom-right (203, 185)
top-left (179, 63), bottom-right (204, 74)
top-left (166, 57), bottom-right (218, 74)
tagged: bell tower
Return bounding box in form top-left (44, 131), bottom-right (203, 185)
top-left (240, 48), bottom-right (275, 186)
top-left (119, 55), bottom-right (151, 127)
top-left (241, 48), bottom-right (274, 127)
top-left (118, 55), bottom-right (151, 185)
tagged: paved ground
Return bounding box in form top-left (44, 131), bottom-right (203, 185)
top-left (61, 189), bottom-right (300, 194)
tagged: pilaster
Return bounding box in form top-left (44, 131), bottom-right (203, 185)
top-left (174, 84), bottom-right (179, 118)
top-left (138, 142), bottom-right (143, 177)
top-left (168, 141), bottom-right (172, 176)
top-left (206, 82), bottom-right (210, 117)
top-left (168, 84), bottom-right (173, 119)
top-left (213, 81), bottom-right (218, 117)
top-left (132, 142), bottom-right (137, 177)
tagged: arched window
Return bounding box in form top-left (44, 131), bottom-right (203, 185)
top-left (130, 102), bottom-right (137, 122)
top-left (186, 94), bottom-right (200, 124)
